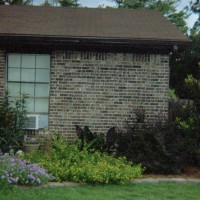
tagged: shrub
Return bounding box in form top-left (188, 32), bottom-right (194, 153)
top-left (0, 153), bottom-right (54, 189)
top-left (0, 93), bottom-right (27, 152)
top-left (116, 109), bottom-right (186, 174)
top-left (185, 74), bottom-right (200, 112)
top-left (26, 135), bottom-right (143, 184)
top-left (117, 121), bottom-right (181, 174)
top-left (175, 104), bottom-right (200, 153)
top-left (117, 105), bottom-right (200, 174)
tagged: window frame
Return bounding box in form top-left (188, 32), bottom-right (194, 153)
top-left (6, 53), bottom-right (51, 115)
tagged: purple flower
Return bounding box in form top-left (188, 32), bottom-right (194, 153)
top-left (9, 158), bottom-right (15, 162)
top-left (1, 155), bottom-right (53, 186)
top-left (35, 168), bottom-right (46, 175)
top-left (10, 177), bottom-right (19, 183)
top-left (2, 170), bottom-right (9, 176)
top-left (1, 175), bottom-right (5, 179)
top-left (36, 178), bottom-right (41, 184)
top-left (10, 165), bottom-right (15, 169)
top-left (27, 174), bottom-right (35, 181)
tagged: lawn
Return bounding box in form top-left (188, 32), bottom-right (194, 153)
top-left (1, 182), bottom-right (200, 200)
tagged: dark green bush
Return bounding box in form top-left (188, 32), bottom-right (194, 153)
top-left (0, 93), bottom-right (27, 152)
top-left (175, 104), bottom-right (200, 153)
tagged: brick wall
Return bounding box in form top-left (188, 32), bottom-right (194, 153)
top-left (0, 50), bottom-right (6, 105)
top-left (49, 51), bottom-right (169, 140)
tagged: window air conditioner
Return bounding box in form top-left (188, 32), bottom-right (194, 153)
top-left (24, 115), bottom-right (40, 130)
top-left (24, 115), bottom-right (48, 130)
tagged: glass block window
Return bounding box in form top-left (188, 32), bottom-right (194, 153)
top-left (7, 54), bottom-right (50, 115)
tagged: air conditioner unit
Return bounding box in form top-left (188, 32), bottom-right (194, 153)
top-left (24, 115), bottom-right (48, 130)
top-left (24, 115), bottom-right (39, 130)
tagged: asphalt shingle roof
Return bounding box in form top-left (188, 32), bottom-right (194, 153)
top-left (0, 5), bottom-right (190, 45)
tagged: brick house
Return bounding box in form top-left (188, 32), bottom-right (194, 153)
top-left (0, 6), bottom-right (190, 140)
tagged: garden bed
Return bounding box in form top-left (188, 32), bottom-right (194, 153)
top-left (145, 165), bottom-right (200, 179)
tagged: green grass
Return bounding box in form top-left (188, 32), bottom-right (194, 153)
top-left (1, 182), bottom-right (200, 200)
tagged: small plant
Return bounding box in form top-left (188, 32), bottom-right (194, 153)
top-left (134, 108), bottom-right (146, 123)
top-left (0, 93), bottom-right (27, 152)
top-left (168, 88), bottom-right (178, 101)
top-left (75, 125), bottom-right (107, 152)
top-left (24, 135), bottom-right (39, 144)
top-left (23, 135), bottom-right (41, 153)
top-left (0, 153), bottom-right (54, 189)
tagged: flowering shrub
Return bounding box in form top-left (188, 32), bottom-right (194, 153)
top-left (0, 153), bottom-right (54, 189)
top-left (26, 135), bottom-right (143, 184)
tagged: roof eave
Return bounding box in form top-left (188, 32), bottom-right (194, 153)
top-left (0, 34), bottom-right (191, 53)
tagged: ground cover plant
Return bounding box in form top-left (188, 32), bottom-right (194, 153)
top-left (1, 182), bottom-right (200, 200)
top-left (25, 135), bottom-right (143, 184)
top-left (0, 153), bottom-right (54, 189)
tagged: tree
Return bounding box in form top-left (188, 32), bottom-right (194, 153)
top-left (190, 0), bottom-right (200, 35)
top-left (58, 0), bottom-right (79, 7)
top-left (40, 0), bottom-right (80, 7)
top-left (0, 0), bottom-right (30, 5)
top-left (41, 0), bottom-right (51, 6)
top-left (170, 1), bottom-right (200, 99)
top-left (112, 0), bottom-right (190, 33)
top-left (113, 0), bottom-right (151, 8)
top-left (191, 0), bottom-right (200, 14)
top-left (170, 34), bottom-right (200, 98)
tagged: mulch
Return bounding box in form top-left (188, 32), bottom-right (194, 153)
top-left (145, 165), bottom-right (200, 179)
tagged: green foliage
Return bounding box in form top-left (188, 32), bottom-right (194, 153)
top-left (175, 104), bottom-right (200, 153)
top-left (185, 74), bottom-right (200, 112)
top-left (191, 0), bottom-right (200, 13)
top-left (26, 134), bottom-right (143, 184)
top-left (168, 100), bottom-right (200, 158)
top-left (58, 0), bottom-right (79, 7)
top-left (0, 93), bottom-right (27, 152)
top-left (43, 0), bottom-right (80, 7)
top-left (190, 0), bottom-right (200, 35)
top-left (113, 0), bottom-right (149, 8)
top-left (0, 0), bottom-right (30, 5)
top-left (168, 88), bottom-right (178, 101)
top-left (170, 34), bottom-right (200, 99)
